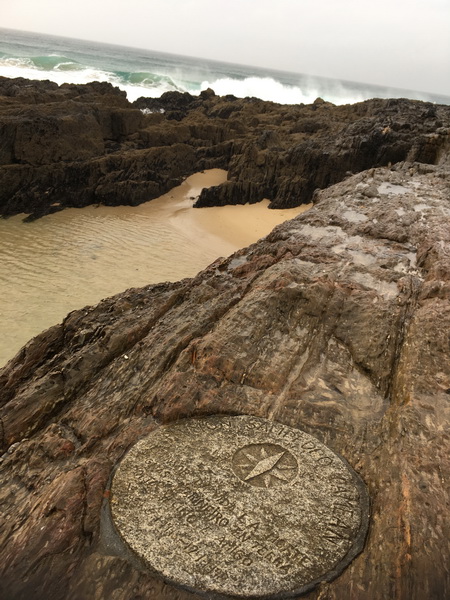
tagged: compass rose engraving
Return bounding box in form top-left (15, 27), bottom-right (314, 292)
top-left (232, 443), bottom-right (298, 488)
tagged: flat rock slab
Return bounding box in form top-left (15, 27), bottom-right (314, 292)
top-left (108, 416), bottom-right (369, 598)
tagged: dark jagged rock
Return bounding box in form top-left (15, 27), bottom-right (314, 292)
top-left (0, 79), bottom-right (206, 219)
top-left (1, 77), bottom-right (450, 219)
top-left (1, 159), bottom-right (449, 599)
top-left (134, 89), bottom-right (198, 120)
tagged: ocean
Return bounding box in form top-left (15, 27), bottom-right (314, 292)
top-left (1, 27), bottom-right (449, 106)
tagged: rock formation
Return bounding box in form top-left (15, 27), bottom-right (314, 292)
top-left (1, 77), bottom-right (449, 219)
top-left (1, 77), bottom-right (450, 598)
top-left (1, 149), bottom-right (449, 597)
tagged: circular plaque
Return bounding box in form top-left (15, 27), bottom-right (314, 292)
top-left (109, 416), bottom-right (369, 598)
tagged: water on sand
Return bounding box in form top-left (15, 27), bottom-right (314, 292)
top-left (0, 170), bottom-right (310, 367)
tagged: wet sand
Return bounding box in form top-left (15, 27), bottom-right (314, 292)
top-left (0, 170), bottom-right (310, 366)
top-left (180, 198), bottom-right (311, 249)
top-left (167, 170), bottom-right (311, 252)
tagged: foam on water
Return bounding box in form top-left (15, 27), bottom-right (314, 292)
top-left (1, 28), bottom-right (449, 106)
top-left (0, 56), bottom-right (119, 88)
top-left (199, 76), bottom-right (371, 105)
top-left (0, 57), bottom-right (420, 106)
top-left (0, 55), bottom-right (191, 101)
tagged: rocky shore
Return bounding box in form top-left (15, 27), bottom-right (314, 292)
top-left (0, 78), bottom-right (450, 599)
top-left (0, 77), bottom-right (449, 219)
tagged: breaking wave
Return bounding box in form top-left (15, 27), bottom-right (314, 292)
top-left (0, 40), bottom-right (449, 106)
top-left (29, 54), bottom-right (83, 71)
top-left (0, 54), bottom-right (190, 100)
top-left (199, 76), bottom-right (370, 106)
top-left (0, 54), bottom-right (374, 105)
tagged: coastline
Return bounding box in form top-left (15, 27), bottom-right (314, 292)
top-left (2, 159), bottom-right (450, 598)
top-left (1, 71), bottom-right (450, 598)
top-left (2, 77), bottom-right (450, 221)
top-left (2, 77), bottom-right (450, 367)
top-left (0, 169), bottom-right (309, 367)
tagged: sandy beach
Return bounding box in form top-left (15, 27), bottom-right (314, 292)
top-left (183, 197), bottom-right (311, 250)
top-left (0, 170), bottom-right (310, 366)
top-left (162, 170), bottom-right (311, 253)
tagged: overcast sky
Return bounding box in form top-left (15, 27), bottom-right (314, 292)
top-left (3, 0), bottom-right (450, 96)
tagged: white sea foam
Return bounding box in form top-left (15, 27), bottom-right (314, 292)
top-left (0, 58), bottom-right (364, 105)
top-left (0, 56), bottom-right (365, 105)
top-left (0, 58), bottom-right (118, 88)
top-left (122, 80), bottom-right (189, 102)
top-left (200, 76), bottom-right (309, 104)
top-left (199, 76), bottom-right (369, 106)
top-left (1, 52), bottom-right (446, 106)
top-left (0, 57), bottom-right (189, 102)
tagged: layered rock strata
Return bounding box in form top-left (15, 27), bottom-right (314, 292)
top-left (1, 77), bottom-right (449, 219)
top-left (1, 160), bottom-right (449, 599)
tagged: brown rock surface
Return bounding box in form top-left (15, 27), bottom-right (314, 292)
top-left (1, 77), bottom-right (450, 219)
top-left (1, 157), bottom-right (449, 598)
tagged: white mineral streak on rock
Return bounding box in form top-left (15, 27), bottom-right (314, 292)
top-left (342, 210), bottom-right (369, 223)
top-left (378, 182), bottom-right (409, 195)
